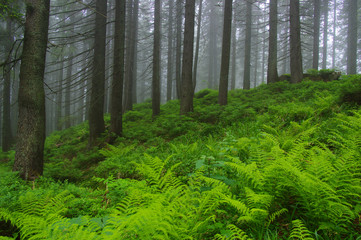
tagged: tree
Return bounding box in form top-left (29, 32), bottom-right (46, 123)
top-left (124, 0), bottom-right (139, 112)
top-left (13, 0), bottom-right (50, 180)
top-left (192, 0), bottom-right (203, 92)
top-left (322, 0), bottom-right (328, 69)
top-left (2, 19), bottom-right (14, 152)
top-left (180, 0), bottom-right (195, 114)
top-left (312, 0), bottom-right (320, 70)
top-left (347, 0), bottom-right (357, 74)
top-left (218, 0), bottom-right (232, 105)
top-left (243, 0), bottom-right (252, 90)
top-left (88, 0), bottom-right (107, 146)
top-left (289, 0), bottom-right (303, 83)
top-left (110, 0), bottom-right (126, 137)
top-left (167, 0), bottom-right (174, 101)
top-left (267, 0), bottom-right (279, 84)
top-left (175, 0), bottom-right (183, 99)
top-left (152, 0), bottom-right (161, 116)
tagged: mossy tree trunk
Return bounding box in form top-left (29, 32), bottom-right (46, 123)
top-left (13, 0), bottom-right (50, 180)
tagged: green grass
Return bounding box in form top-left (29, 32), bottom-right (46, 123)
top-left (1, 74), bottom-right (361, 239)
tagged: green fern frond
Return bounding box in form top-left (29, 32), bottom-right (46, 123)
top-left (266, 208), bottom-right (288, 227)
top-left (214, 224), bottom-right (253, 240)
top-left (289, 219), bottom-right (314, 240)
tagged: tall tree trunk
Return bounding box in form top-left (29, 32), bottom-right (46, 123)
top-left (14, 0), bottom-right (50, 180)
top-left (167, 0), bottom-right (174, 101)
top-left (88, 0), bottom-right (107, 146)
top-left (55, 61), bottom-right (63, 131)
top-left (230, 21), bottom-right (236, 90)
top-left (332, 0), bottom-right (336, 69)
top-left (64, 55), bottom-right (72, 129)
top-left (267, 0), bottom-right (278, 83)
top-left (175, 0), bottom-right (182, 99)
top-left (289, 0), bottom-right (303, 83)
top-left (110, 0), bottom-right (126, 137)
top-left (322, 0), bottom-right (328, 69)
top-left (192, 0), bottom-right (203, 92)
top-left (218, 0), bottom-right (232, 105)
top-left (124, 0), bottom-right (138, 112)
top-left (152, 0), bottom-right (161, 117)
top-left (312, 0), bottom-right (320, 70)
top-left (347, 0), bottom-right (357, 74)
top-left (2, 19), bottom-right (14, 152)
top-left (180, 0), bottom-right (195, 114)
top-left (243, 0), bottom-right (252, 89)
top-left (208, 4), bottom-right (218, 89)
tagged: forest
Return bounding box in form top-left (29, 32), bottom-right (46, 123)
top-left (0, 0), bottom-right (361, 239)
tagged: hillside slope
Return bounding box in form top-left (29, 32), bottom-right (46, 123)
top-left (1, 75), bottom-right (361, 239)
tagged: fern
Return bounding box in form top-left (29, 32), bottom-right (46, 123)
top-left (214, 224), bottom-right (253, 240)
top-left (289, 219), bottom-right (314, 240)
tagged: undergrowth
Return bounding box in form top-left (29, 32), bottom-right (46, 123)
top-left (1, 74), bottom-right (361, 239)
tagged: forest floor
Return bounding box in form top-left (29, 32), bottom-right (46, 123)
top-left (1, 73), bottom-right (361, 239)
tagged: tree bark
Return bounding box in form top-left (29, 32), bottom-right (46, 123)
top-left (267, 0), bottom-right (278, 84)
top-left (88, 0), bottom-right (107, 146)
top-left (192, 0), bottom-right (203, 93)
top-left (152, 0), bottom-right (161, 116)
top-left (14, 0), bottom-right (50, 180)
top-left (175, 0), bottom-right (182, 99)
top-left (230, 20), bottom-right (236, 90)
top-left (331, 0), bottom-right (336, 69)
top-left (55, 61), bottom-right (63, 131)
top-left (218, 0), bottom-right (232, 105)
top-left (180, 0), bottom-right (195, 114)
top-left (347, 0), bottom-right (357, 74)
top-left (110, 0), bottom-right (126, 137)
top-left (167, 0), bottom-right (174, 101)
top-left (243, 0), bottom-right (252, 89)
top-left (2, 19), bottom-right (14, 152)
top-left (289, 0), bottom-right (303, 83)
top-left (124, 0), bottom-right (138, 112)
top-left (64, 54), bottom-right (72, 129)
top-left (312, 0), bottom-right (320, 70)
top-left (322, 0), bottom-right (328, 69)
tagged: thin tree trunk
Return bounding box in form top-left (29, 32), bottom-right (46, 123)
top-left (55, 61), bottom-right (63, 131)
top-left (64, 55), bottom-right (72, 129)
top-left (289, 0), bottom-right (303, 83)
top-left (180, 0), bottom-right (195, 114)
top-left (243, 0), bottom-right (252, 89)
top-left (2, 19), bottom-right (14, 151)
top-left (218, 0), bottom-right (232, 105)
top-left (347, 0), bottom-right (357, 74)
top-left (14, 0), bottom-right (50, 180)
top-left (110, 0), bottom-right (126, 137)
top-left (322, 0), bottom-right (328, 69)
top-left (192, 0), bottom-right (203, 93)
top-left (167, 0), bottom-right (174, 101)
top-left (152, 0), bottom-right (161, 116)
top-left (332, 0), bottom-right (336, 69)
top-left (267, 0), bottom-right (278, 83)
top-left (88, 0), bottom-right (107, 146)
top-left (176, 0), bottom-right (182, 99)
top-left (230, 21), bottom-right (236, 90)
top-left (312, 0), bottom-right (320, 70)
